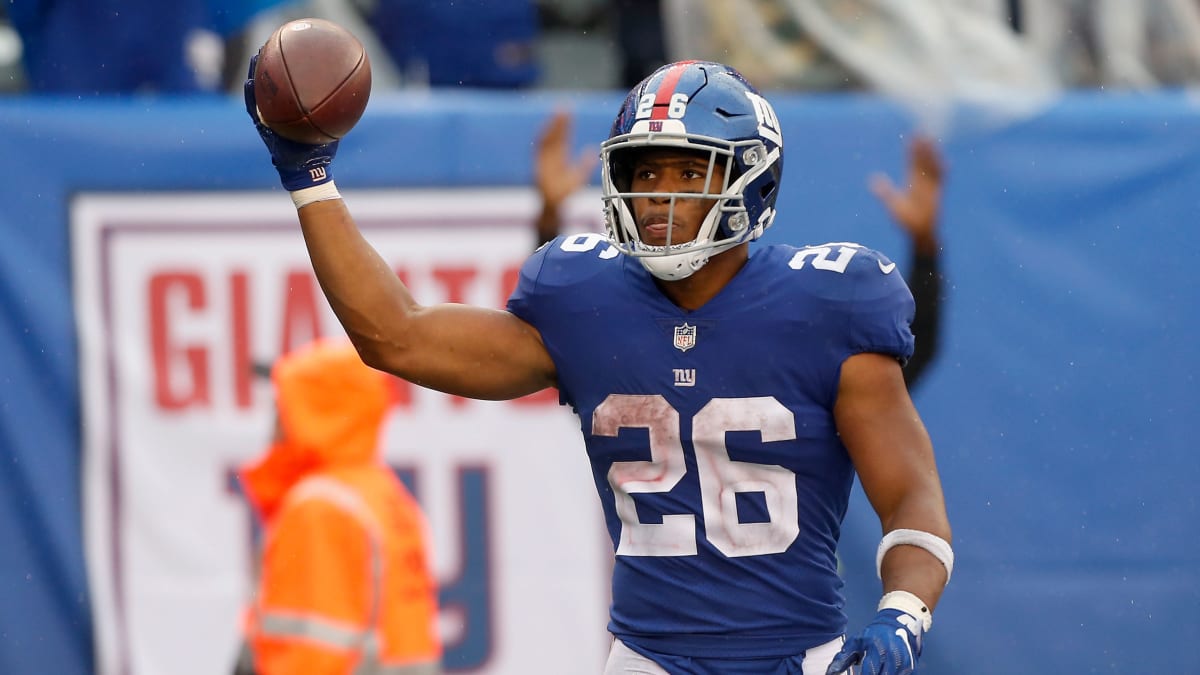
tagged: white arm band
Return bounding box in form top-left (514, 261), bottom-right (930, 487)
top-left (876, 528), bottom-right (954, 583)
top-left (290, 181), bottom-right (342, 209)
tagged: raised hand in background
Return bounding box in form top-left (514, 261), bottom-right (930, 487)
top-left (533, 109), bottom-right (598, 247)
top-left (870, 135), bottom-right (946, 390)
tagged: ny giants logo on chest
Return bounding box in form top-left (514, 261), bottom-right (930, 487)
top-left (673, 369), bottom-right (696, 387)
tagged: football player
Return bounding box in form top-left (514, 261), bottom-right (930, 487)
top-left (246, 58), bottom-right (953, 675)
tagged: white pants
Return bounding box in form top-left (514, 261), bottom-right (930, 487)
top-left (603, 636), bottom-right (843, 675)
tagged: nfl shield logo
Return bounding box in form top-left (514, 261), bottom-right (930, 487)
top-left (673, 323), bottom-right (697, 352)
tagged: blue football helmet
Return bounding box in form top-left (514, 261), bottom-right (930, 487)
top-left (601, 60), bottom-right (784, 280)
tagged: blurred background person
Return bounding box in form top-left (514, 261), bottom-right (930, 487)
top-left (869, 135), bottom-right (944, 390)
top-left (233, 339), bottom-right (441, 675)
top-left (532, 108), bottom-right (598, 247)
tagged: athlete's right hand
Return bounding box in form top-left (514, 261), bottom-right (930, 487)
top-left (826, 607), bottom-right (923, 675)
top-left (243, 54), bottom-right (339, 191)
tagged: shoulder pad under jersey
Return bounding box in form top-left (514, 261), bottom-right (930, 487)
top-left (780, 241), bottom-right (916, 363)
top-left (507, 233), bottom-right (622, 319)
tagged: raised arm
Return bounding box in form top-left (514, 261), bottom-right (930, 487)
top-left (245, 58), bottom-right (555, 401)
top-left (532, 109), bottom-right (597, 248)
top-left (869, 136), bottom-right (945, 391)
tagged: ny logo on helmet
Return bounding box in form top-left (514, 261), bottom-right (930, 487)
top-left (745, 92), bottom-right (782, 147)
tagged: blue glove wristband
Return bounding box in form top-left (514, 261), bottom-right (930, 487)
top-left (243, 55), bottom-right (339, 191)
top-left (826, 608), bottom-right (924, 675)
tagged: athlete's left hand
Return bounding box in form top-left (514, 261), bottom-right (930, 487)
top-left (826, 608), bottom-right (923, 675)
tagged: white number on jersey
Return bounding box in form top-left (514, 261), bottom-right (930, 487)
top-left (560, 233), bottom-right (619, 259)
top-left (593, 394), bottom-right (800, 558)
top-left (788, 242), bottom-right (862, 273)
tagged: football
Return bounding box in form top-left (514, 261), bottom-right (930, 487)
top-left (253, 18), bottom-right (372, 144)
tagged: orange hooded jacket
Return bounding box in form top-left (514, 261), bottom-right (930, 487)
top-left (238, 339), bottom-right (441, 675)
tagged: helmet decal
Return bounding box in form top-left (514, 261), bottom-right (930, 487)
top-left (639, 60), bottom-right (696, 121)
top-left (745, 91), bottom-right (783, 148)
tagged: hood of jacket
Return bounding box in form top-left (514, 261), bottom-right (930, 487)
top-left (239, 338), bottom-right (391, 520)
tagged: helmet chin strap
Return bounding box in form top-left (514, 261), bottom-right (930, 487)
top-left (638, 237), bottom-right (742, 281)
top-left (639, 249), bottom-right (709, 281)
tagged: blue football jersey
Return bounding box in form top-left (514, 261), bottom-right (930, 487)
top-left (507, 234), bottom-right (915, 658)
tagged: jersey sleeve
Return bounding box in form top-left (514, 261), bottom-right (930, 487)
top-left (503, 233), bottom-right (622, 410)
top-left (788, 242), bottom-right (915, 367)
top-left (842, 248), bottom-right (916, 364)
top-left (505, 237), bottom-right (555, 326)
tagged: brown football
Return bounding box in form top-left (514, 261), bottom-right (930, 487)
top-left (253, 18), bottom-right (372, 144)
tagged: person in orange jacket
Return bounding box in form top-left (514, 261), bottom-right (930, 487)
top-left (233, 338), bottom-right (442, 675)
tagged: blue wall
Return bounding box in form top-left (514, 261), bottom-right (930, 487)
top-left (1, 88), bottom-right (1197, 674)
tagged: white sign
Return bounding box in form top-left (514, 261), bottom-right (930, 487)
top-left (72, 189), bottom-right (612, 675)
